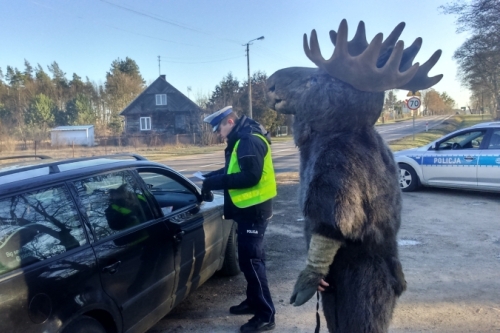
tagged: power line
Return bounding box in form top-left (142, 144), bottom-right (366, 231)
top-left (159, 55), bottom-right (245, 64)
top-left (99, 0), bottom-right (243, 45)
top-left (160, 51), bottom-right (243, 60)
top-left (30, 0), bottom-right (225, 49)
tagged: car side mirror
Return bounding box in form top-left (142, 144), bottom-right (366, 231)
top-left (201, 189), bottom-right (214, 202)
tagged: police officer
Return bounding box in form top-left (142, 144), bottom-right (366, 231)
top-left (202, 106), bottom-right (277, 333)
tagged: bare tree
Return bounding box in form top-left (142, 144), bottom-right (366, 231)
top-left (441, 0), bottom-right (500, 119)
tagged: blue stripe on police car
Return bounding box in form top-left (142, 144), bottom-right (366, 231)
top-left (478, 155), bottom-right (500, 166)
top-left (422, 155), bottom-right (476, 166)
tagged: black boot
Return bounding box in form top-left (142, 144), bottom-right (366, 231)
top-left (240, 316), bottom-right (275, 332)
top-left (230, 300), bottom-right (255, 315)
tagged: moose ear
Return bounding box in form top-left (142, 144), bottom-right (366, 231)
top-left (303, 20), bottom-right (442, 92)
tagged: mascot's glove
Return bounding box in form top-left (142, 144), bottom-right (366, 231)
top-left (290, 234), bottom-right (342, 306)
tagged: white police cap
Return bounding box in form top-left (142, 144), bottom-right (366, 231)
top-left (203, 106), bottom-right (233, 132)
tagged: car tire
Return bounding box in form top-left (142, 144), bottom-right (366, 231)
top-left (219, 222), bottom-right (240, 276)
top-left (399, 164), bottom-right (419, 192)
top-left (62, 316), bottom-right (107, 333)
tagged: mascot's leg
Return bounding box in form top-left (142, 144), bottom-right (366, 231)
top-left (321, 291), bottom-right (337, 333)
top-left (321, 255), bottom-right (402, 333)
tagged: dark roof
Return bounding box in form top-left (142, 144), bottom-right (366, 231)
top-left (120, 75), bottom-right (203, 115)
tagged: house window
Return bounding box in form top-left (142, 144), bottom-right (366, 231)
top-left (140, 117), bottom-right (151, 131)
top-left (156, 94), bottom-right (167, 105)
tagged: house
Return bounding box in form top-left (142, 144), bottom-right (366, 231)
top-left (120, 75), bottom-right (203, 135)
top-left (50, 125), bottom-right (95, 146)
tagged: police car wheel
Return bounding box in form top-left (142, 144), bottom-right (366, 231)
top-left (219, 222), bottom-right (240, 276)
top-left (399, 164), bottom-right (419, 192)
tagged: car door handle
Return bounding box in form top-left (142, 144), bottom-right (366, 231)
top-left (464, 156), bottom-right (476, 161)
top-left (102, 261), bottom-right (121, 274)
top-left (173, 230), bottom-right (185, 243)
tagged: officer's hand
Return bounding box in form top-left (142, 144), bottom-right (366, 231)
top-left (290, 266), bottom-right (324, 306)
top-left (202, 175), bottom-right (218, 191)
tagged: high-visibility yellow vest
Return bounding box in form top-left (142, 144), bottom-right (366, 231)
top-left (111, 204), bottom-right (132, 215)
top-left (228, 134), bottom-right (277, 208)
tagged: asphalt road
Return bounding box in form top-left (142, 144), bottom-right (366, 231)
top-left (159, 115), bottom-right (451, 184)
top-left (147, 114), bottom-right (500, 333)
top-left (149, 181), bottom-right (500, 333)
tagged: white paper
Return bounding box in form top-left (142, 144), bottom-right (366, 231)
top-left (193, 171), bottom-right (205, 180)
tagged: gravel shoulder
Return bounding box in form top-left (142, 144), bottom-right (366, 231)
top-left (149, 177), bottom-right (500, 333)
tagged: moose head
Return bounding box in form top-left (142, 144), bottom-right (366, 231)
top-left (267, 20), bottom-right (443, 136)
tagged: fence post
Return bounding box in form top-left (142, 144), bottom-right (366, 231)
top-left (176, 134), bottom-right (179, 145)
top-left (34, 140), bottom-right (37, 156)
top-left (72, 141), bottom-right (75, 158)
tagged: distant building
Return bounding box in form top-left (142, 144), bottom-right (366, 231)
top-left (50, 125), bottom-right (95, 146)
top-left (120, 75), bottom-right (203, 135)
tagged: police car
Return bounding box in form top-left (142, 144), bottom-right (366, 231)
top-left (0, 154), bottom-right (238, 333)
top-left (394, 121), bottom-right (500, 192)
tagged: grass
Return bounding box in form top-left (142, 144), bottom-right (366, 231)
top-left (0, 134), bottom-right (295, 162)
top-left (388, 114), bottom-right (493, 152)
top-left (0, 115), bottom-right (494, 163)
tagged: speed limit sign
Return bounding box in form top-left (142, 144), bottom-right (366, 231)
top-left (407, 97), bottom-right (421, 110)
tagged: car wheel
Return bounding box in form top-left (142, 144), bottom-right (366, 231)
top-left (399, 164), bottom-right (419, 192)
top-left (219, 222), bottom-right (240, 276)
top-left (62, 316), bottom-right (107, 333)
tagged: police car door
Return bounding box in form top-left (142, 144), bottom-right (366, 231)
top-left (477, 129), bottom-right (500, 190)
top-left (422, 129), bottom-right (486, 189)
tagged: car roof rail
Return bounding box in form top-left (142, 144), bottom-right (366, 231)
top-left (0, 155), bottom-right (52, 161)
top-left (471, 121), bottom-right (500, 128)
top-left (0, 153), bottom-right (148, 178)
top-left (84, 153), bottom-right (148, 161)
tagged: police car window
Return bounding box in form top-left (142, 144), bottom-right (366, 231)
top-left (439, 130), bottom-right (486, 150)
top-left (73, 171), bottom-right (153, 241)
top-left (488, 130), bottom-right (500, 149)
top-left (0, 185), bottom-right (86, 276)
top-left (138, 171), bottom-right (197, 215)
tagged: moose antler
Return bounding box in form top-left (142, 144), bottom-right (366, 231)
top-left (399, 49), bottom-right (443, 91)
top-left (329, 21), bottom-right (443, 91)
top-left (329, 21), bottom-right (406, 58)
top-left (304, 20), bottom-right (442, 92)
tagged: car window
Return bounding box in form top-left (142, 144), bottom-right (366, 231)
top-left (438, 130), bottom-right (486, 150)
top-left (0, 185), bottom-right (86, 275)
top-left (73, 171), bottom-right (154, 241)
top-left (487, 130), bottom-right (500, 149)
top-left (138, 171), bottom-right (198, 215)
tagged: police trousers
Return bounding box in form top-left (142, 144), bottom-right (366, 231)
top-left (236, 217), bottom-right (275, 323)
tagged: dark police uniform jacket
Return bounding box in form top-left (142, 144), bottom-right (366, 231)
top-left (203, 116), bottom-right (273, 222)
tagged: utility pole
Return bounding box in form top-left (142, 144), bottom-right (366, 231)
top-left (247, 43), bottom-right (251, 118)
top-left (158, 56), bottom-right (161, 76)
top-left (245, 36), bottom-right (264, 119)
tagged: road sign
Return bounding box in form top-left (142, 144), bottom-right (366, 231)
top-left (407, 97), bottom-right (421, 110)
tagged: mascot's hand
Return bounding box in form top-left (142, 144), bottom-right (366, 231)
top-left (290, 266), bottom-right (323, 306)
top-left (290, 233), bottom-right (342, 306)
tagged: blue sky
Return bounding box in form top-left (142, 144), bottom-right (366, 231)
top-left (1, 0), bottom-right (470, 107)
